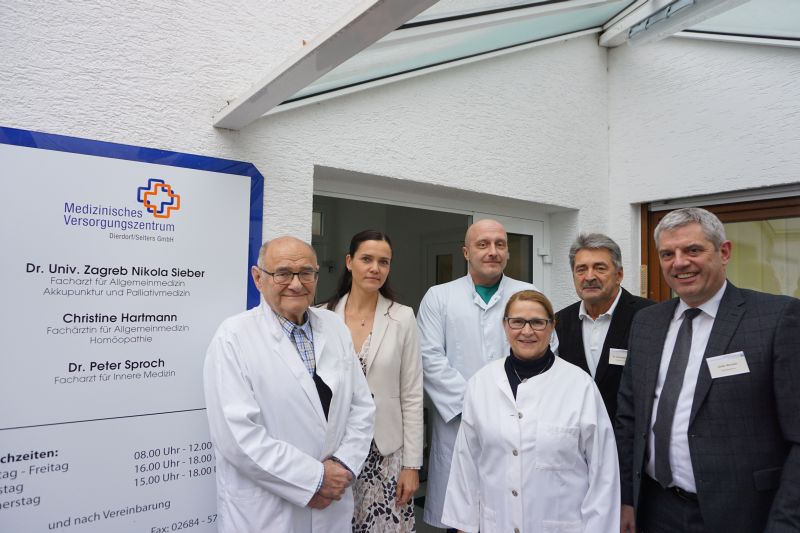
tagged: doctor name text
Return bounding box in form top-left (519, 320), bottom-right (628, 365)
top-left (62, 313), bottom-right (178, 323)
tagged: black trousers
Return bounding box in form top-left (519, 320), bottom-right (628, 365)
top-left (640, 474), bottom-right (705, 533)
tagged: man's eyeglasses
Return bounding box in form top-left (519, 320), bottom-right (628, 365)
top-left (256, 266), bottom-right (319, 284)
top-left (504, 317), bottom-right (552, 331)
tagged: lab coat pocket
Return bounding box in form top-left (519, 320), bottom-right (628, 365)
top-left (534, 423), bottom-right (580, 470)
top-left (479, 506), bottom-right (498, 533)
top-left (542, 519), bottom-right (582, 532)
top-left (224, 489), bottom-right (283, 532)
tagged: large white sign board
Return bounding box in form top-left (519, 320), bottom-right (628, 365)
top-left (0, 127), bottom-right (263, 532)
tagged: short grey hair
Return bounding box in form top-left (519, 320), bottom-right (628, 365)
top-left (654, 208), bottom-right (726, 249)
top-left (257, 241), bottom-right (270, 269)
top-left (568, 233), bottom-right (623, 271)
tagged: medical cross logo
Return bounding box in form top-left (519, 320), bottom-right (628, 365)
top-left (136, 178), bottom-right (181, 219)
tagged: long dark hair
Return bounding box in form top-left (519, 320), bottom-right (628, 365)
top-left (325, 230), bottom-right (397, 310)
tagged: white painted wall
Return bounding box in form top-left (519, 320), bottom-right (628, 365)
top-left (608, 38), bottom-right (800, 284)
top-left (5, 1), bottom-right (798, 309)
top-left (0, 0), bottom-right (363, 238)
top-left (231, 35), bottom-right (610, 311)
top-left (1, 1), bottom-right (609, 310)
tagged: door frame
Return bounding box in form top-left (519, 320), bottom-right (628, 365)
top-left (641, 195), bottom-right (800, 302)
top-left (314, 171), bottom-right (554, 292)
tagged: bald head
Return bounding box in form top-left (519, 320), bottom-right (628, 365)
top-left (463, 219), bottom-right (509, 285)
top-left (258, 236), bottom-right (317, 269)
top-left (465, 219), bottom-right (506, 246)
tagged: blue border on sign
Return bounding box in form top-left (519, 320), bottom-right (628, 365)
top-left (0, 126), bottom-right (264, 309)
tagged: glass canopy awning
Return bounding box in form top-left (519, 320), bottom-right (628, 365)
top-left (285, 0), bottom-right (633, 105)
top-left (690, 0), bottom-right (800, 39)
top-left (213, 0), bottom-right (799, 130)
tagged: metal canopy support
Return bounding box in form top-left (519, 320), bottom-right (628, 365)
top-left (213, 0), bottom-right (439, 130)
top-left (599, 0), bottom-right (748, 47)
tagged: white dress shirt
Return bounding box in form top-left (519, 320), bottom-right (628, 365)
top-left (646, 281), bottom-right (727, 492)
top-left (578, 288), bottom-right (622, 377)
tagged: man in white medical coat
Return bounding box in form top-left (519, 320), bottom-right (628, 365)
top-left (418, 219), bottom-right (556, 528)
top-left (204, 236), bottom-right (375, 532)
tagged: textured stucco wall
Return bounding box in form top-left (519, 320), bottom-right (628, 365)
top-left (7, 2), bottom-right (796, 307)
top-left (1, 1), bottom-right (609, 308)
top-left (1, 0), bottom-right (363, 239)
top-left (242, 35), bottom-right (609, 309)
top-left (608, 38), bottom-right (800, 285)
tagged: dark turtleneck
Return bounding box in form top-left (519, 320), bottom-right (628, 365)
top-left (504, 348), bottom-right (555, 399)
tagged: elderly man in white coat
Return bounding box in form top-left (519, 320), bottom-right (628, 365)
top-left (203, 236), bottom-right (375, 533)
top-left (417, 219), bottom-right (557, 528)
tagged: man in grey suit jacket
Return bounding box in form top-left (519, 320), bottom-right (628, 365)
top-left (616, 208), bottom-right (800, 532)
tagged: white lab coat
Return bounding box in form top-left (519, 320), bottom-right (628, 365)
top-left (203, 303), bottom-right (375, 533)
top-left (417, 274), bottom-right (558, 527)
top-left (442, 357), bottom-right (620, 533)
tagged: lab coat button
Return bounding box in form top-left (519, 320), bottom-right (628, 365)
top-left (514, 528), bottom-right (521, 533)
top-left (511, 489), bottom-right (518, 497)
top-left (518, 412), bottom-right (523, 419)
top-left (512, 449), bottom-right (519, 456)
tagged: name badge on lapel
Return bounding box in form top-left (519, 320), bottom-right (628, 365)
top-left (706, 351), bottom-right (750, 379)
top-left (609, 348), bottom-right (627, 366)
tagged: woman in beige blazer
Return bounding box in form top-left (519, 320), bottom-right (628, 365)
top-left (324, 230), bottom-right (423, 533)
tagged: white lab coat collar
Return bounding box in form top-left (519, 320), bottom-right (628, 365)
top-left (263, 301), bottom-right (331, 370)
top-left (467, 274), bottom-right (509, 311)
top-left (260, 302), bottom-right (331, 423)
top-left (492, 358), bottom-right (517, 406)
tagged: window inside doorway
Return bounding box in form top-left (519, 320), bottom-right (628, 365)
top-left (506, 233), bottom-right (533, 283)
top-left (642, 195), bottom-right (800, 301)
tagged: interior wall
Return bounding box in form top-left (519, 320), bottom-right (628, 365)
top-left (312, 196), bottom-right (389, 305)
top-left (608, 38), bottom-right (800, 285)
top-left (311, 196), bottom-right (469, 312)
top-left (385, 205), bottom-right (468, 311)
top-left (725, 219), bottom-right (800, 297)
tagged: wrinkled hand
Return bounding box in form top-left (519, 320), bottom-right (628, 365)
top-left (395, 468), bottom-right (419, 507)
top-left (621, 504), bottom-right (636, 533)
top-left (318, 459), bottom-right (353, 500)
top-left (307, 493), bottom-right (333, 510)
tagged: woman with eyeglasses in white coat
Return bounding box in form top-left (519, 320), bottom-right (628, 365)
top-left (442, 289), bottom-right (620, 533)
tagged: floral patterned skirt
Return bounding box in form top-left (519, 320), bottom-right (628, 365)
top-left (352, 440), bottom-right (416, 532)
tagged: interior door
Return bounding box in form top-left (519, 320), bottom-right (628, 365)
top-left (472, 212), bottom-right (546, 289)
top-left (425, 240), bottom-right (468, 288)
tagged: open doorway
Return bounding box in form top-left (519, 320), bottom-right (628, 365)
top-left (312, 195), bottom-right (471, 311)
top-left (311, 192), bottom-right (545, 532)
top-left (312, 196), bottom-right (542, 311)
